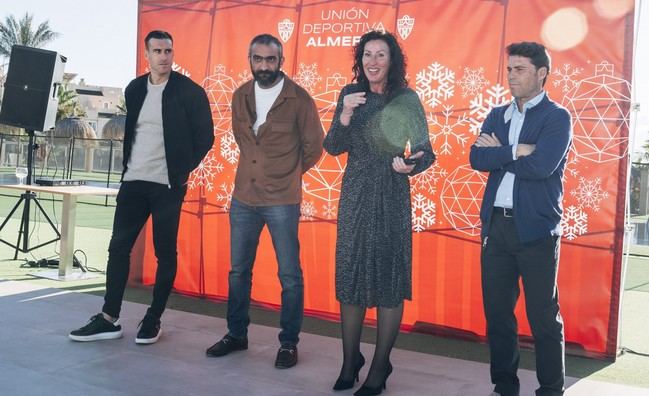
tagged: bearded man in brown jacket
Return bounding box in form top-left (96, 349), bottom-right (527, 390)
top-left (206, 33), bottom-right (323, 369)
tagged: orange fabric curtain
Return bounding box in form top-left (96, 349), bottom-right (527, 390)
top-left (137, 0), bottom-right (634, 359)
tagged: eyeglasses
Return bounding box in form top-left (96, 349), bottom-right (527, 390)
top-left (250, 55), bottom-right (279, 64)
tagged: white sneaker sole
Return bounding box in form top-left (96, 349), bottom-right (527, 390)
top-left (135, 328), bottom-right (162, 345)
top-left (69, 330), bottom-right (123, 342)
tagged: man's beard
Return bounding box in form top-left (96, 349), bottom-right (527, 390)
top-left (253, 68), bottom-right (281, 88)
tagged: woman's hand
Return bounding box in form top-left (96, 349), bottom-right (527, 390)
top-left (339, 92), bottom-right (366, 126)
top-left (392, 151), bottom-right (424, 174)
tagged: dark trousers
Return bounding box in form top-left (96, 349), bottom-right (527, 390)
top-left (103, 181), bottom-right (186, 319)
top-left (481, 211), bottom-right (565, 396)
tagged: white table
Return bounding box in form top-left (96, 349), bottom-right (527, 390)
top-left (0, 184), bottom-right (119, 280)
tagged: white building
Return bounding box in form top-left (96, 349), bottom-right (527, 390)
top-left (64, 73), bottom-right (124, 138)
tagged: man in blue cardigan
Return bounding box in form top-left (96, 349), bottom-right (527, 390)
top-left (470, 42), bottom-right (572, 396)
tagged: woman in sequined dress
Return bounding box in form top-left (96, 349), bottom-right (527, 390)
top-left (323, 30), bottom-right (435, 395)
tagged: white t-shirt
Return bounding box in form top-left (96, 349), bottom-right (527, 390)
top-left (253, 78), bottom-right (284, 135)
top-left (124, 78), bottom-right (169, 185)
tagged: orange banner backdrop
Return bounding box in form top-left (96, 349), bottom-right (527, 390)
top-left (137, 0), bottom-right (634, 358)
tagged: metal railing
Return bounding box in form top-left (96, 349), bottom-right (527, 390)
top-left (0, 133), bottom-right (122, 206)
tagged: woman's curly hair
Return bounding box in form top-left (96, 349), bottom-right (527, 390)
top-left (352, 30), bottom-right (408, 99)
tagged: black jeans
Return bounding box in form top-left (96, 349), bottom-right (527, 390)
top-left (481, 211), bottom-right (565, 396)
top-left (102, 181), bottom-right (186, 319)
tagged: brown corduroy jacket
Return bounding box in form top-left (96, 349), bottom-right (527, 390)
top-left (231, 74), bottom-right (324, 206)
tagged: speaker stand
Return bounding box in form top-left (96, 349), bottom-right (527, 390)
top-left (0, 130), bottom-right (61, 258)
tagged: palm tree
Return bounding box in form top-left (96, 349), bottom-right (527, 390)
top-left (0, 62), bottom-right (6, 107)
top-left (56, 84), bottom-right (86, 121)
top-left (642, 137), bottom-right (649, 163)
top-left (116, 96), bottom-right (127, 115)
top-left (0, 12), bottom-right (59, 57)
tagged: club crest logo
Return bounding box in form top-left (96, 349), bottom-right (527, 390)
top-left (278, 18), bottom-right (295, 43)
top-left (397, 15), bottom-right (415, 40)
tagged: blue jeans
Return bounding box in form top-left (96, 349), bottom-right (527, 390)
top-left (227, 198), bottom-right (303, 345)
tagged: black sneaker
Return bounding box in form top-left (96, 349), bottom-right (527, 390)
top-left (274, 344), bottom-right (298, 369)
top-left (135, 314), bottom-right (161, 345)
top-left (206, 334), bottom-right (248, 357)
top-left (69, 313), bottom-right (123, 342)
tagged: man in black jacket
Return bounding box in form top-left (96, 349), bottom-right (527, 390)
top-left (69, 30), bottom-right (214, 344)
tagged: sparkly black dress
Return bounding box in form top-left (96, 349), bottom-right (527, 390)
top-left (324, 84), bottom-right (435, 308)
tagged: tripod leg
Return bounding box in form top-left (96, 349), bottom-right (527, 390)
top-left (21, 193), bottom-right (32, 254)
top-left (0, 196), bottom-right (25, 230)
top-left (32, 196), bottom-right (62, 238)
top-left (14, 196), bottom-right (31, 259)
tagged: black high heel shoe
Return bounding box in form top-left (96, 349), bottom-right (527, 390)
top-left (353, 362), bottom-right (393, 396)
top-left (333, 353), bottom-right (366, 391)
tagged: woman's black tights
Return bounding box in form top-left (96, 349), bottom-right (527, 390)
top-left (338, 302), bottom-right (404, 388)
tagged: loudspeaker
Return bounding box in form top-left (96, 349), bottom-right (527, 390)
top-left (0, 45), bottom-right (66, 132)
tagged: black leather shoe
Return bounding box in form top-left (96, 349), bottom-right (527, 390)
top-left (333, 352), bottom-right (365, 390)
top-left (274, 344), bottom-right (298, 368)
top-left (206, 334), bottom-right (248, 357)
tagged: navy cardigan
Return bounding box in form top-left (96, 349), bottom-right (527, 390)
top-left (469, 94), bottom-right (572, 243)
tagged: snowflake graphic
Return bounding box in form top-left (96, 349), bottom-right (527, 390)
top-left (561, 205), bottom-right (588, 240)
top-left (215, 182), bottom-right (234, 211)
top-left (468, 84), bottom-right (510, 135)
top-left (410, 162), bottom-right (447, 195)
top-left (427, 105), bottom-right (469, 155)
top-left (171, 62), bottom-right (191, 77)
top-left (220, 131), bottom-right (239, 164)
top-left (571, 177), bottom-right (609, 211)
top-left (322, 202), bottom-right (337, 219)
top-left (458, 67), bottom-right (490, 98)
top-left (187, 149), bottom-right (224, 191)
top-left (237, 69), bottom-right (253, 86)
top-left (565, 149), bottom-right (580, 178)
top-left (552, 64), bottom-right (583, 93)
top-left (301, 200), bottom-right (316, 220)
top-left (411, 193), bottom-right (436, 232)
top-left (416, 62), bottom-right (455, 109)
top-left (294, 63), bottom-right (322, 93)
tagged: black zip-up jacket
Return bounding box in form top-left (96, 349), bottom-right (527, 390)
top-left (122, 71), bottom-right (214, 187)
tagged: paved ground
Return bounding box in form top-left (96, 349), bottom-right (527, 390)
top-left (1, 280), bottom-right (648, 396)
top-left (0, 192), bottom-right (648, 394)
